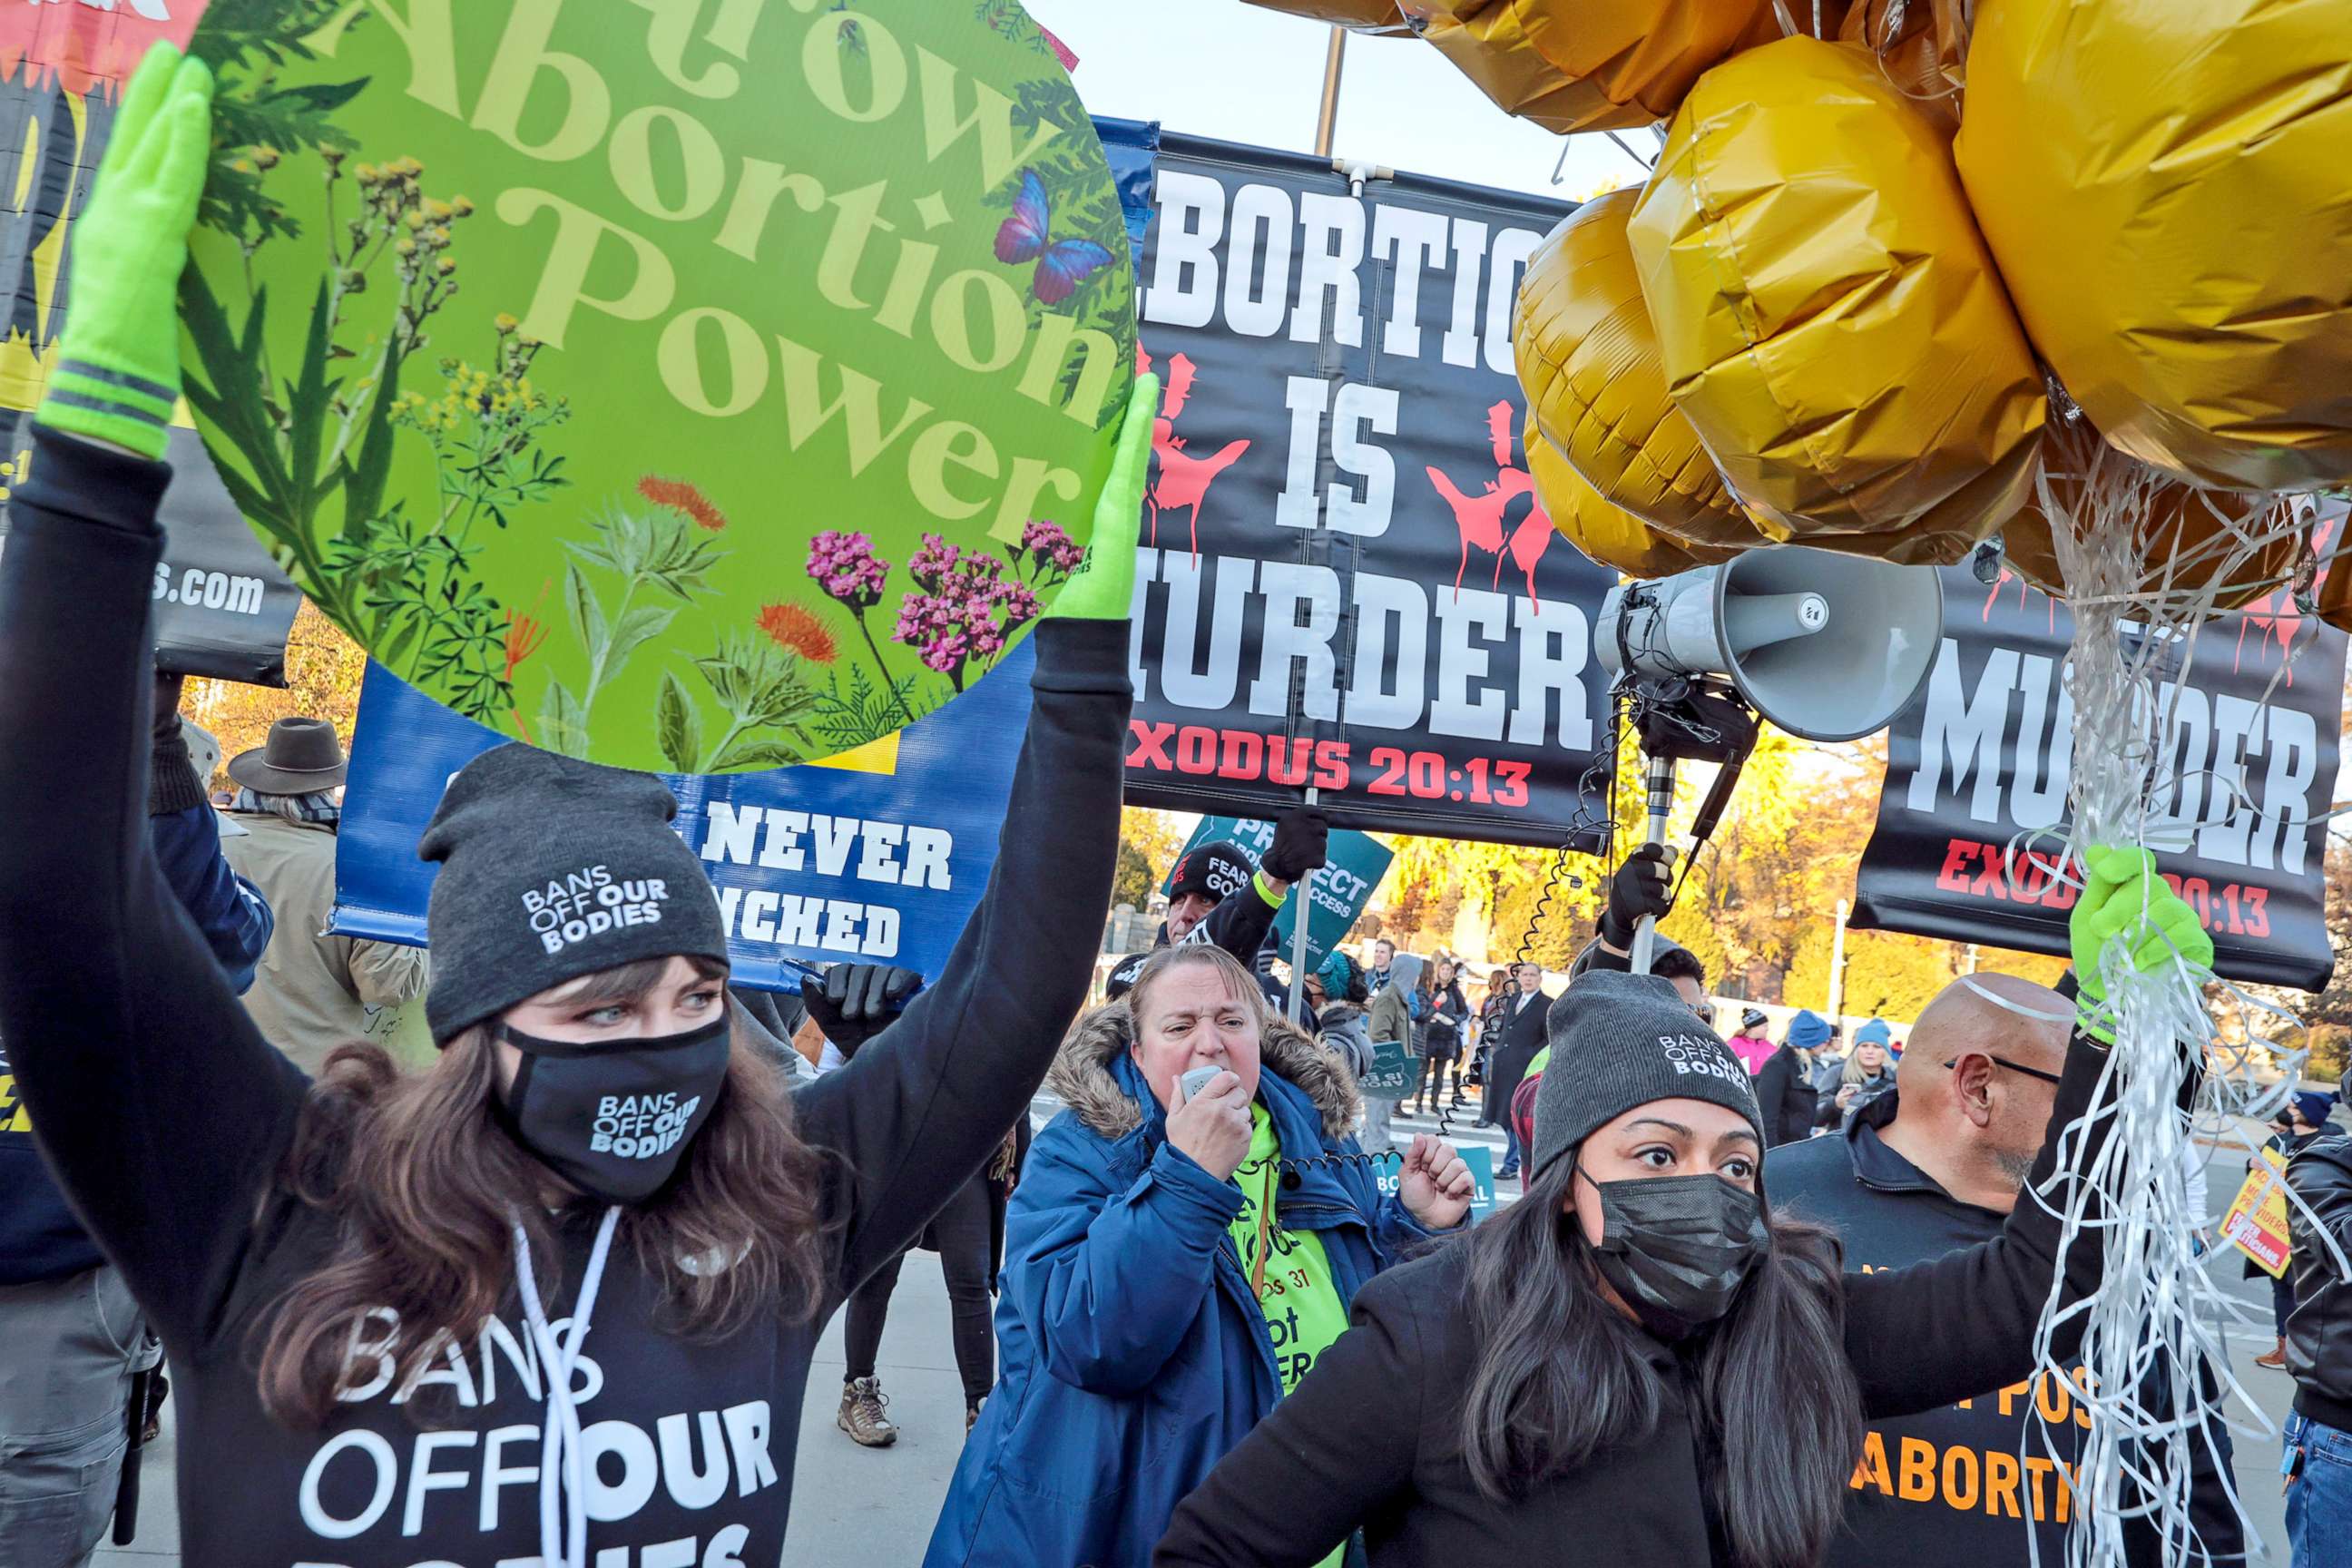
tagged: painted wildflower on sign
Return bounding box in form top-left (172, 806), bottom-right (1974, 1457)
top-left (181, 0), bottom-right (1134, 770)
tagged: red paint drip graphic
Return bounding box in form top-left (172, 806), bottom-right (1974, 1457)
top-left (1137, 347), bottom-right (1250, 559)
top-left (1426, 399), bottom-right (1552, 610)
top-left (0, 0), bottom-right (201, 100)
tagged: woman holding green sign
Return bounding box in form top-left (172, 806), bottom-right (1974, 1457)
top-left (0, 45), bottom-right (1156, 1568)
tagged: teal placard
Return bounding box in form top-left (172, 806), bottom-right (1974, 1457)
top-left (1165, 814), bottom-right (1395, 975)
top-left (1357, 1034), bottom-right (1416, 1102)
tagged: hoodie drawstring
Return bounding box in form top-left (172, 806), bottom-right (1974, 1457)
top-left (513, 1205), bottom-right (622, 1568)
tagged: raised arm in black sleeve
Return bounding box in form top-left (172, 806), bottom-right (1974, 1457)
top-left (1840, 1032), bottom-right (2115, 1419)
top-left (791, 616), bottom-right (1131, 1294)
top-left (0, 427), bottom-right (309, 1351)
top-left (1154, 1274), bottom-right (1425, 1567)
top-left (1194, 870), bottom-right (1282, 968)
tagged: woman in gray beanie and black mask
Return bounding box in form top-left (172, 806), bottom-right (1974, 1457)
top-left (1158, 845), bottom-right (2211, 1568)
top-left (0, 46), bottom-right (1162, 1568)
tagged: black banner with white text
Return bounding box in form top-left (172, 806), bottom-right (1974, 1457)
top-left (0, 44), bottom-right (299, 686)
top-left (1122, 134), bottom-right (1613, 848)
top-left (1854, 569), bottom-right (2346, 991)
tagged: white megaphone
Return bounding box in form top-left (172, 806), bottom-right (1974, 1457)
top-left (1593, 547), bottom-right (1945, 743)
top-left (1593, 547), bottom-right (1944, 975)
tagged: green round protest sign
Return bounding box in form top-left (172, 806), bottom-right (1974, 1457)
top-left (182, 0), bottom-right (1133, 770)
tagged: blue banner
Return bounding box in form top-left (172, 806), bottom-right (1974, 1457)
top-left (1093, 115), bottom-right (1160, 261)
top-left (332, 645), bottom-right (1036, 992)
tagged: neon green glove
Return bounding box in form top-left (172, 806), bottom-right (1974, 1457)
top-left (1049, 371), bottom-right (1161, 622)
top-left (2070, 845), bottom-right (2215, 1043)
top-left (37, 44), bottom-right (213, 461)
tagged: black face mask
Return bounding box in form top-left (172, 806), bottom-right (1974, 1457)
top-left (495, 1015), bottom-right (731, 1203)
top-left (1579, 1169), bottom-right (1771, 1341)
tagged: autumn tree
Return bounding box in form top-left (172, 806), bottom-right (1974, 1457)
top-left (1368, 708), bottom-right (2067, 1021)
top-left (183, 603), bottom-right (368, 789)
top-left (1112, 807), bottom-right (1192, 910)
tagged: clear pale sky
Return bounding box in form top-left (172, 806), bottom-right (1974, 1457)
top-left (1024, 0), bottom-right (1648, 201)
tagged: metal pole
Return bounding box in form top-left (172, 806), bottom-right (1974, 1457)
top-left (1298, 28), bottom-right (1345, 1018)
top-left (1628, 752), bottom-right (1676, 975)
top-left (1284, 786), bottom-right (1321, 1024)
top-left (1828, 897), bottom-right (1850, 1027)
top-left (1313, 25), bottom-right (1347, 160)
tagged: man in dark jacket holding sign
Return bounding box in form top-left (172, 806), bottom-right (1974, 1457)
top-left (1768, 972), bottom-right (2244, 1567)
top-left (1104, 809), bottom-right (1328, 999)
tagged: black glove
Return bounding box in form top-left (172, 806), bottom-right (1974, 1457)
top-left (800, 963), bottom-right (921, 1057)
top-left (1597, 842), bottom-right (1676, 949)
top-left (146, 671), bottom-right (207, 818)
top-left (1260, 806), bottom-right (1329, 885)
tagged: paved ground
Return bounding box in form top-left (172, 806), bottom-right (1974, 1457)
top-left (93, 1095), bottom-right (2304, 1566)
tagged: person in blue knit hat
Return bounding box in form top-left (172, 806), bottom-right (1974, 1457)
top-left (1755, 1010), bottom-right (1833, 1147)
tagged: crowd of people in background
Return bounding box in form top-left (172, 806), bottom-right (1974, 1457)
top-left (13, 652), bottom-right (2348, 1568)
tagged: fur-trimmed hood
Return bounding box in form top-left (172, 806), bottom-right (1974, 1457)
top-left (1048, 1002), bottom-right (1363, 1143)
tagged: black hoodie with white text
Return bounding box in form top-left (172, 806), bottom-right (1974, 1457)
top-left (0, 426), bottom-right (1132, 1568)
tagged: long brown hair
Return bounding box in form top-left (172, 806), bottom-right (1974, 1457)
top-left (1458, 1153), bottom-right (1863, 1568)
top-left (252, 956), bottom-right (829, 1427)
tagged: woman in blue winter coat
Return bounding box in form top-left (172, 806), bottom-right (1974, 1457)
top-left (926, 945), bottom-right (1473, 1568)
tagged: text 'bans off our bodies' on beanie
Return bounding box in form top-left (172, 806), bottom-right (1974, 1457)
top-left (417, 744), bottom-right (729, 1043)
top-left (1530, 971), bottom-right (1766, 1183)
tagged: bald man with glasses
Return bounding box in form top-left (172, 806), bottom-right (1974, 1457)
top-left (1765, 973), bottom-right (2242, 1568)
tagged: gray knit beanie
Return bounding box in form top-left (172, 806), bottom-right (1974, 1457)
top-left (1528, 970), bottom-right (1764, 1181)
top-left (418, 744), bottom-right (729, 1043)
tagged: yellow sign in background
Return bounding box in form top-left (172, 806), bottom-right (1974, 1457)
top-left (2220, 1146), bottom-right (2293, 1279)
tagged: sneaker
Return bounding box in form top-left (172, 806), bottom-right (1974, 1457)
top-left (838, 1377), bottom-right (898, 1446)
top-left (1498, 1164), bottom-right (1520, 1181)
top-left (2254, 1340), bottom-right (2288, 1370)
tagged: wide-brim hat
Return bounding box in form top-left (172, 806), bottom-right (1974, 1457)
top-left (227, 716), bottom-right (348, 794)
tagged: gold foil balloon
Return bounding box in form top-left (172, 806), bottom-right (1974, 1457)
top-left (1957, 0), bottom-right (2352, 490)
top-left (1838, 0), bottom-right (1965, 130)
top-left (1406, 0), bottom-right (1781, 134)
top-left (1240, 0), bottom-right (1413, 31)
top-left (1526, 424), bottom-right (1730, 577)
top-left (1513, 188), bottom-right (1763, 557)
top-left (1627, 36), bottom-right (2045, 565)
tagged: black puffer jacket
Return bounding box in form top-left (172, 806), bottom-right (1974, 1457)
top-left (1752, 1044), bottom-right (1820, 1148)
top-left (2287, 1133), bottom-right (2352, 1430)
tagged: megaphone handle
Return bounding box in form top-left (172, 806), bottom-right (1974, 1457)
top-left (1629, 916), bottom-right (1660, 976)
top-left (1629, 753), bottom-right (1677, 977)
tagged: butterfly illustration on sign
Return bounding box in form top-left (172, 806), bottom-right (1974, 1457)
top-left (995, 169), bottom-right (1116, 306)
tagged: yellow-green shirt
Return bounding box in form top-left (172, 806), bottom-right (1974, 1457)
top-left (1228, 1102), bottom-right (1354, 1568)
top-left (1227, 1104), bottom-right (1353, 1391)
